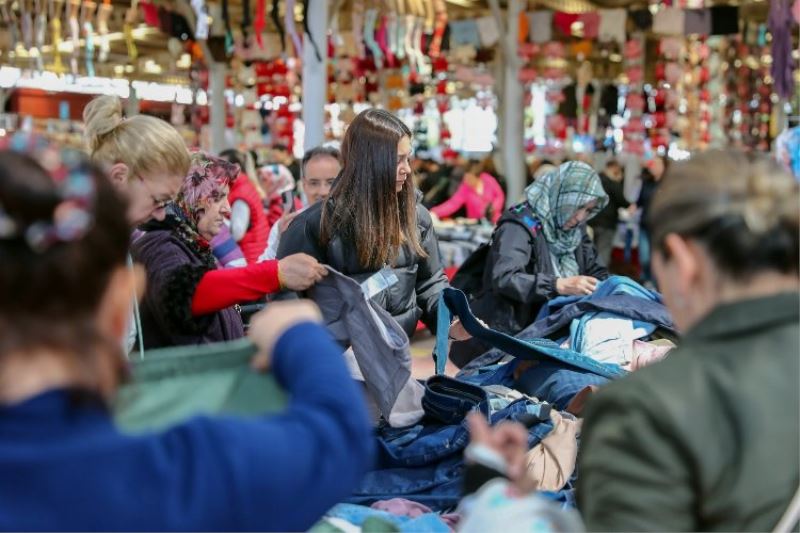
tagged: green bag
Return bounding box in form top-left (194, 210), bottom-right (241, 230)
top-left (114, 338), bottom-right (287, 433)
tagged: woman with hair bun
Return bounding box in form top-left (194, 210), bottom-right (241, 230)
top-left (83, 95), bottom-right (191, 226)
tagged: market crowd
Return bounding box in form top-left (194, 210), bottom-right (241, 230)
top-left (0, 95), bottom-right (797, 532)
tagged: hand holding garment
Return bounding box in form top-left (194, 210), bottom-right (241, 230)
top-left (310, 266), bottom-right (421, 424)
top-left (1, 324), bottom-right (374, 531)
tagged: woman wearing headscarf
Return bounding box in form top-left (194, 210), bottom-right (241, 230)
top-left (132, 153), bottom-right (327, 349)
top-left (462, 151), bottom-right (800, 532)
top-left (451, 161), bottom-right (609, 368)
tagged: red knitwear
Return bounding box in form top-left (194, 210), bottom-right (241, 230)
top-left (191, 259), bottom-right (281, 316)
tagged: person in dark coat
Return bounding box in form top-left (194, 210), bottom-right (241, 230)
top-left (637, 155), bottom-right (667, 285)
top-left (590, 159), bottom-right (631, 267)
top-left (451, 161), bottom-right (609, 368)
top-left (278, 109), bottom-right (468, 341)
top-left (133, 153), bottom-right (327, 349)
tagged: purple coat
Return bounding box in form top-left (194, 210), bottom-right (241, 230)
top-left (131, 216), bottom-right (245, 350)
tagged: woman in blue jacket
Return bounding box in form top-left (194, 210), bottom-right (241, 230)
top-left (0, 136), bottom-right (374, 531)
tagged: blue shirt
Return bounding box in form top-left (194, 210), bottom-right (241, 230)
top-left (0, 323), bottom-right (375, 531)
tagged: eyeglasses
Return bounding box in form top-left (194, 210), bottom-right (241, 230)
top-left (137, 176), bottom-right (173, 210)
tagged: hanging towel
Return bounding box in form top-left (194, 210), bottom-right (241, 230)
top-left (684, 9), bottom-right (711, 36)
top-left (710, 5), bottom-right (739, 35)
top-left (553, 12), bottom-right (578, 36)
top-left (476, 16), bottom-right (499, 48)
top-left (449, 19), bottom-right (480, 47)
top-left (653, 7), bottom-right (685, 35)
top-left (527, 11), bottom-right (552, 43)
top-left (578, 12), bottom-right (599, 39)
top-left (769, 0), bottom-right (793, 99)
top-left (598, 8), bottom-right (626, 44)
top-left (629, 9), bottom-right (653, 31)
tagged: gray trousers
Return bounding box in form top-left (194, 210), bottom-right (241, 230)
top-left (592, 226), bottom-right (616, 268)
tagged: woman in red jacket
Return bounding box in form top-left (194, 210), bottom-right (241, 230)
top-left (132, 153), bottom-right (327, 349)
top-left (219, 150), bottom-right (271, 264)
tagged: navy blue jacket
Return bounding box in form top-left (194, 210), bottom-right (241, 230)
top-left (0, 323), bottom-right (375, 531)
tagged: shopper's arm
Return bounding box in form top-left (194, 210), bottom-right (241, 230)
top-left (276, 209), bottom-right (326, 261)
top-left (430, 184), bottom-right (467, 220)
top-left (163, 317), bottom-right (375, 532)
top-left (230, 200), bottom-right (251, 242)
top-left (579, 230), bottom-right (610, 280)
top-left (489, 177), bottom-right (506, 224)
top-left (578, 385), bottom-right (694, 531)
top-left (415, 207), bottom-right (450, 332)
top-left (191, 261), bottom-right (281, 316)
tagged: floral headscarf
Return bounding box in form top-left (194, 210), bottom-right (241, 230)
top-left (525, 161), bottom-right (608, 277)
top-left (178, 152), bottom-right (240, 226)
top-left (164, 152), bottom-right (240, 263)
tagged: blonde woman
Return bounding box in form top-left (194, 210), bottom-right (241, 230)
top-left (84, 96), bottom-right (191, 227)
top-left (83, 97), bottom-right (327, 352)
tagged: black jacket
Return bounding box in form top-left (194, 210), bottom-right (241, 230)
top-left (277, 198), bottom-right (449, 338)
top-left (637, 171), bottom-right (659, 231)
top-left (470, 206), bottom-right (609, 335)
top-left (590, 173), bottom-right (631, 230)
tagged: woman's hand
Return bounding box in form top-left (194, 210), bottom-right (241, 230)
top-left (467, 412), bottom-right (531, 489)
top-left (278, 253), bottom-right (328, 291)
top-left (556, 275), bottom-right (599, 296)
top-left (249, 300), bottom-right (323, 371)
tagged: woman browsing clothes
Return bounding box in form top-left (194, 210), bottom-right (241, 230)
top-left (132, 153), bottom-right (327, 349)
top-left (278, 109), bottom-right (469, 341)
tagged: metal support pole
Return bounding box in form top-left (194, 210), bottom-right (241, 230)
top-left (209, 61), bottom-right (227, 154)
top-left (302, 0), bottom-right (329, 152)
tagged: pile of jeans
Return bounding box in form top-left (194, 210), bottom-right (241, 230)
top-left (348, 378), bottom-right (556, 511)
top-left (349, 276), bottom-right (674, 512)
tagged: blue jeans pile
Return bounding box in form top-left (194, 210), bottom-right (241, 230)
top-left (349, 389), bottom-right (555, 511)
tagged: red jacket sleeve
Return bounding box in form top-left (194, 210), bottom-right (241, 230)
top-left (191, 260), bottom-right (281, 316)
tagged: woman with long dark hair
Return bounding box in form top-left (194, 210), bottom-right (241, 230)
top-left (277, 109), bottom-right (457, 338)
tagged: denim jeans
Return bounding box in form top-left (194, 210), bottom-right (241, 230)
top-left (437, 288), bottom-right (627, 380)
top-left (422, 376), bottom-right (489, 425)
top-left (639, 230), bottom-right (652, 283)
top-left (377, 396), bottom-right (554, 469)
top-left (535, 275), bottom-right (662, 322)
top-left (515, 359), bottom-right (610, 410)
top-left (354, 396), bottom-right (557, 512)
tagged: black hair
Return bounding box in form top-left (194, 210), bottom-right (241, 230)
top-left (301, 145), bottom-right (341, 177)
top-left (0, 150), bottom-right (130, 397)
